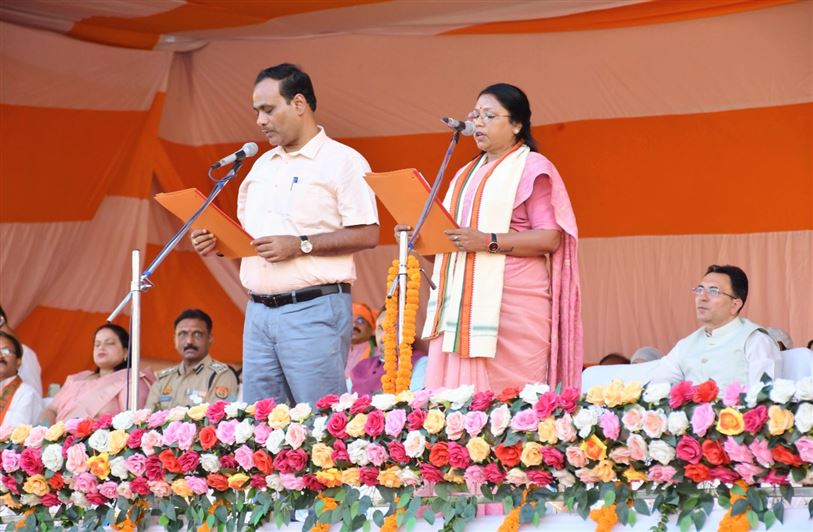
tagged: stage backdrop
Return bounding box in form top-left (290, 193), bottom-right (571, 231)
top-left (1, 0), bottom-right (811, 389)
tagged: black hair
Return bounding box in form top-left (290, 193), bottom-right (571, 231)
top-left (807, 339), bottom-right (813, 350)
top-left (479, 83), bottom-right (537, 152)
top-left (255, 63), bottom-right (317, 112)
top-left (94, 323), bottom-right (130, 372)
top-left (705, 264), bottom-right (749, 309)
top-left (174, 309), bottom-right (213, 333)
top-left (0, 330), bottom-right (23, 359)
top-left (598, 353), bottom-right (630, 365)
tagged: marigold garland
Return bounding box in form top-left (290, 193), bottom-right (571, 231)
top-left (718, 481), bottom-right (752, 532)
top-left (589, 503), bottom-right (618, 532)
top-left (382, 255), bottom-right (420, 394)
top-left (498, 489), bottom-right (529, 532)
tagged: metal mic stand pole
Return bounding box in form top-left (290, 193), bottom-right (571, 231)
top-left (108, 159), bottom-right (245, 410)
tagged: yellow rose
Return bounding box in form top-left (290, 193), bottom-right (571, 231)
top-left (268, 405), bottom-right (291, 429)
top-left (537, 417), bottom-right (558, 445)
top-left (45, 422), bottom-right (66, 442)
top-left (592, 459), bottom-right (617, 482)
top-left (311, 443), bottom-right (335, 469)
top-left (603, 380), bottom-right (625, 408)
top-left (716, 408), bottom-right (745, 436)
top-left (107, 430), bottom-right (128, 455)
top-left (10, 425), bottom-right (31, 445)
top-left (345, 414), bottom-right (368, 438)
top-left (244, 404), bottom-right (256, 417)
top-left (341, 467), bottom-right (361, 487)
top-left (378, 467), bottom-right (403, 488)
top-left (187, 404), bottom-right (208, 421)
top-left (466, 437), bottom-right (490, 463)
top-left (171, 478), bottom-right (193, 497)
top-left (23, 474), bottom-right (49, 497)
top-left (227, 473), bottom-right (250, 490)
top-left (620, 381), bottom-right (643, 404)
top-left (586, 386), bottom-right (606, 406)
top-left (87, 453), bottom-right (110, 480)
top-left (520, 442), bottom-right (543, 467)
top-left (623, 467), bottom-right (648, 482)
top-left (395, 390), bottom-right (414, 404)
top-left (580, 435), bottom-right (608, 461)
top-left (768, 405), bottom-right (794, 436)
top-left (443, 471), bottom-right (464, 484)
top-left (423, 409), bottom-right (445, 434)
top-left (315, 468), bottom-right (343, 488)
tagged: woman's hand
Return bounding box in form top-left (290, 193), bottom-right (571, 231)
top-left (444, 228), bottom-right (489, 253)
top-left (393, 224), bottom-right (415, 243)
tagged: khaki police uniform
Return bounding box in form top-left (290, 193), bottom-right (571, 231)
top-left (145, 355), bottom-right (238, 411)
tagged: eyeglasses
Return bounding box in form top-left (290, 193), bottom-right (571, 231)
top-left (353, 316), bottom-right (369, 326)
top-left (0, 347), bottom-right (18, 358)
top-left (467, 109), bottom-right (511, 123)
top-left (176, 330), bottom-right (207, 340)
top-left (691, 286), bottom-right (737, 299)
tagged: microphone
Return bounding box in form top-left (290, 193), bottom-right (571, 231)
top-left (210, 142), bottom-right (259, 169)
top-left (441, 117), bottom-right (475, 136)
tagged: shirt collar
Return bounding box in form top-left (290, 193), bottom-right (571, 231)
top-left (703, 316), bottom-right (743, 339)
top-left (0, 374), bottom-right (19, 389)
top-left (268, 126), bottom-right (327, 161)
top-left (178, 355), bottom-right (212, 376)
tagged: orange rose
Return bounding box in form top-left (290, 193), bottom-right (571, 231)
top-left (580, 435), bottom-right (608, 461)
top-left (227, 473), bottom-right (249, 490)
top-left (716, 408), bottom-right (745, 436)
top-left (315, 468), bottom-right (343, 488)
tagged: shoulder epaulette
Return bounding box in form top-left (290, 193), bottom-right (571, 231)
top-left (209, 361), bottom-right (229, 374)
top-left (157, 367), bottom-right (176, 378)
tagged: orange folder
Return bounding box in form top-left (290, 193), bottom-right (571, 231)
top-left (154, 188), bottom-right (255, 259)
top-left (365, 169), bottom-right (459, 255)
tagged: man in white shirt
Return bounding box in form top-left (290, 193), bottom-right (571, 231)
top-left (0, 331), bottom-right (42, 427)
top-left (0, 305), bottom-right (42, 397)
top-left (651, 264), bottom-right (781, 391)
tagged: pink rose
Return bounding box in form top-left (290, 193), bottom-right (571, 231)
top-left (86, 492), bottom-right (106, 506)
top-left (469, 391), bottom-right (495, 412)
top-left (127, 428), bottom-right (145, 449)
top-left (2, 475), bottom-right (19, 495)
top-left (762, 470), bottom-right (788, 485)
top-left (675, 435), bottom-right (702, 464)
top-left (74, 472), bottom-right (99, 494)
top-left (609, 446), bottom-right (632, 465)
top-left (541, 447), bottom-right (564, 469)
top-left (124, 453), bottom-right (147, 476)
top-left (710, 466), bottom-right (740, 483)
top-left (130, 477), bottom-right (151, 496)
top-left (599, 412), bottom-right (620, 440)
top-left (24, 426), bottom-right (47, 448)
top-left (364, 410), bottom-right (386, 438)
top-left (140, 430), bottom-right (162, 456)
top-left (733, 463), bottom-right (765, 484)
top-left (147, 410), bottom-right (168, 429)
top-left (419, 463), bottom-right (444, 483)
top-left (65, 444), bottom-right (89, 474)
top-left (448, 442), bottom-right (471, 469)
top-left (216, 420), bottom-right (238, 445)
top-left (93, 414), bottom-right (113, 430)
top-left (360, 467), bottom-right (379, 486)
top-left (350, 395), bottom-right (372, 414)
top-left (315, 394), bottom-right (339, 410)
top-left (206, 401), bottom-right (228, 424)
top-left (253, 423), bottom-right (272, 445)
top-left (117, 482), bottom-right (134, 499)
top-left (327, 412), bottom-right (348, 438)
top-left (254, 398), bottom-right (276, 421)
top-left (1, 450), bottom-right (20, 473)
top-left (796, 437), bottom-right (813, 463)
top-left (149, 480), bottom-right (172, 497)
top-left (286, 449), bottom-right (308, 472)
top-left (490, 404), bottom-right (511, 436)
top-left (647, 465), bottom-right (677, 484)
top-left (642, 410), bottom-right (667, 439)
top-left (20, 447), bottom-right (44, 475)
top-left (558, 387), bottom-right (580, 414)
top-left (220, 454), bottom-right (238, 470)
top-left (406, 409), bottom-right (427, 431)
top-left (145, 455), bottom-right (164, 481)
top-left (621, 406), bottom-right (645, 432)
top-left (690, 403), bottom-right (715, 437)
top-left (748, 438), bottom-right (774, 468)
top-left (179, 450), bottom-right (200, 473)
top-left (234, 445), bottom-right (255, 471)
top-left (384, 409), bottom-right (407, 437)
top-left (332, 440), bottom-right (350, 463)
top-left (185, 475), bottom-right (209, 495)
top-left (669, 381), bottom-right (696, 409)
top-left (445, 412), bottom-right (466, 440)
top-left (743, 405), bottom-right (768, 434)
top-left (464, 411), bottom-right (488, 437)
top-left (175, 422), bottom-right (197, 451)
top-left (366, 443), bottom-right (388, 466)
top-left (387, 441), bottom-right (408, 464)
top-left (40, 492), bottom-right (61, 507)
top-left (554, 414), bottom-right (577, 442)
top-left (627, 434), bottom-right (648, 462)
top-left (464, 465), bottom-right (486, 492)
top-left (565, 446), bottom-right (587, 468)
top-left (509, 408), bottom-right (539, 432)
top-left (527, 470), bottom-right (553, 486)
top-left (722, 382), bottom-right (746, 407)
top-left (723, 437), bottom-right (753, 463)
top-left (285, 423), bottom-right (307, 450)
top-left (162, 421), bottom-right (182, 446)
top-left (408, 389), bottom-right (433, 409)
top-left (99, 481), bottom-right (118, 499)
top-left (576, 468), bottom-right (600, 484)
top-left (534, 392), bottom-right (559, 419)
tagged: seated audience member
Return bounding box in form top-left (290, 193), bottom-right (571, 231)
top-left (598, 353), bottom-right (630, 365)
top-left (766, 327), bottom-right (793, 351)
top-left (651, 264), bottom-right (781, 391)
top-left (41, 324), bottom-right (154, 424)
top-left (145, 309), bottom-right (238, 411)
top-left (630, 346), bottom-right (662, 364)
top-left (0, 305), bottom-right (42, 396)
top-left (808, 339), bottom-right (813, 350)
top-left (0, 331), bottom-right (42, 427)
top-left (346, 303), bottom-right (378, 378)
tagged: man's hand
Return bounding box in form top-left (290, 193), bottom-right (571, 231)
top-left (191, 229), bottom-right (218, 256)
top-left (251, 235), bottom-right (301, 263)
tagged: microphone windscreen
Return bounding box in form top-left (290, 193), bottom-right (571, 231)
top-left (242, 142), bottom-right (259, 157)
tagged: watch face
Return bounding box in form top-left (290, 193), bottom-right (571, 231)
top-left (300, 239), bottom-right (313, 253)
top-left (488, 242), bottom-right (499, 253)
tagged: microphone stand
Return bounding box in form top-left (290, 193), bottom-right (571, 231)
top-left (107, 159), bottom-right (245, 410)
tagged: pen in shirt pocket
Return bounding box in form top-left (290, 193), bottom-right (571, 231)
top-left (290, 176), bottom-right (299, 190)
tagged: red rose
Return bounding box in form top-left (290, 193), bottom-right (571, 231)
top-left (159, 449), bottom-right (183, 473)
top-left (364, 410), bottom-right (385, 438)
top-left (130, 477), bottom-right (151, 496)
top-left (198, 426), bottom-right (218, 450)
top-left (40, 493), bottom-right (61, 507)
top-left (419, 463), bottom-right (445, 483)
top-left (527, 470), bottom-right (553, 486)
top-left (206, 401), bottom-right (228, 424)
top-left (207, 473), bottom-right (229, 491)
top-left (48, 472), bottom-right (64, 491)
top-left (332, 440), bottom-right (349, 463)
top-left (145, 455), bottom-right (164, 481)
top-left (710, 466), bottom-right (740, 483)
top-left (220, 454), bottom-right (238, 471)
top-left (287, 449), bottom-right (308, 472)
top-left (772, 445), bottom-right (803, 467)
top-left (534, 392), bottom-right (558, 419)
top-left (683, 463), bottom-right (711, 483)
top-left (304, 474), bottom-right (325, 492)
top-left (360, 467), bottom-right (379, 486)
top-left (250, 474), bottom-right (267, 489)
top-left (693, 381), bottom-right (719, 403)
top-left (86, 492), bottom-right (106, 506)
top-left (20, 448), bottom-right (44, 475)
top-left (350, 395), bottom-right (372, 414)
top-left (387, 441), bottom-right (408, 464)
top-left (254, 398), bottom-right (276, 422)
top-left (470, 391), bottom-right (496, 412)
top-left (327, 412), bottom-right (348, 439)
top-left (92, 414), bottom-right (113, 431)
top-left (494, 443), bottom-right (522, 468)
top-left (61, 435), bottom-right (76, 456)
top-left (127, 428), bottom-right (145, 449)
top-left (558, 387), bottom-right (580, 413)
top-left (406, 409), bottom-right (427, 431)
top-left (743, 405), bottom-right (768, 434)
top-left (669, 381), bottom-right (696, 409)
top-left (429, 442), bottom-right (450, 467)
top-left (762, 471), bottom-right (789, 485)
top-left (541, 447), bottom-right (564, 470)
top-left (178, 451), bottom-right (200, 473)
top-left (483, 464), bottom-right (506, 484)
top-left (253, 450), bottom-right (274, 475)
top-left (448, 442), bottom-right (471, 470)
top-left (315, 394), bottom-right (340, 410)
top-left (675, 435), bottom-right (702, 464)
top-left (497, 387), bottom-right (521, 403)
top-left (74, 418), bottom-right (94, 438)
top-left (701, 440), bottom-right (730, 466)
top-left (273, 450), bottom-right (292, 474)
top-left (2, 475), bottom-right (19, 495)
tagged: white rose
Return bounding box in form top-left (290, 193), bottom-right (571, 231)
top-left (553, 469), bottom-right (576, 488)
top-left (745, 382), bottom-right (766, 408)
top-left (794, 403), bottom-right (813, 433)
top-left (643, 382), bottom-right (671, 404)
top-left (132, 409), bottom-right (151, 424)
top-left (234, 420), bottom-right (254, 444)
top-left (667, 411), bottom-right (689, 435)
top-left (110, 456), bottom-right (128, 480)
top-left (71, 492), bottom-right (90, 509)
top-left (431, 385), bottom-right (475, 410)
top-left (200, 453), bottom-right (220, 473)
top-left (290, 403), bottom-right (312, 422)
top-left (42, 444), bottom-right (64, 471)
top-left (769, 379), bottom-right (796, 404)
top-left (225, 402), bottom-right (247, 419)
top-left (489, 404), bottom-right (511, 437)
top-left (642, 409), bottom-right (668, 439)
top-left (371, 394), bottom-right (396, 411)
top-left (648, 440), bottom-right (675, 465)
top-left (506, 468), bottom-right (529, 486)
top-left (266, 474), bottom-right (284, 492)
top-left (167, 406), bottom-right (189, 422)
top-left (518, 383), bottom-right (550, 405)
top-left (403, 431), bottom-right (427, 458)
top-left (87, 430), bottom-right (110, 453)
top-left (112, 411), bottom-right (134, 431)
top-left (573, 408), bottom-right (599, 438)
top-left (21, 494), bottom-right (39, 506)
top-left (397, 468), bottom-right (420, 486)
top-left (311, 416), bottom-right (328, 442)
top-left (795, 378), bottom-right (813, 401)
top-left (265, 429), bottom-right (285, 454)
top-left (333, 393), bottom-right (358, 412)
top-left (347, 440), bottom-right (370, 466)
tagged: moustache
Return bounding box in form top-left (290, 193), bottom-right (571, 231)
top-left (183, 344), bottom-right (199, 352)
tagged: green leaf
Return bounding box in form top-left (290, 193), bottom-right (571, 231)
top-left (683, 496), bottom-right (698, 511)
top-left (763, 510), bottom-right (776, 529)
top-left (616, 502), bottom-right (629, 525)
top-left (424, 510), bottom-right (436, 525)
top-left (503, 496), bottom-right (514, 514)
top-left (633, 498), bottom-right (650, 516)
top-left (772, 500), bottom-right (785, 523)
top-left (372, 510), bottom-right (385, 527)
top-left (717, 495), bottom-right (730, 509)
top-left (397, 495), bottom-right (410, 509)
top-left (731, 483), bottom-right (746, 496)
top-left (628, 509), bottom-right (637, 527)
top-left (363, 521), bottom-right (371, 532)
top-left (405, 515), bottom-right (417, 532)
top-left (692, 509), bottom-right (706, 531)
top-left (731, 499), bottom-right (748, 516)
top-left (604, 490), bottom-right (616, 505)
top-left (520, 504), bottom-right (534, 523)
top-left (808, 499), bottom-right (813, 520)
top-left (746, 510), bottom-right (759, 529)
top-left (678, 513), bottom-right (692, 532)
top-left (780, 485), bottom-right (794, 504)
top-left (159, 516), bottom-right (169, 527)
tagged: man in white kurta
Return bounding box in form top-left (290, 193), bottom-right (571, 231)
top-left (651, 264), bottom-right (781, 391)
top-left (0, 332), bottom-right (42, 428)
top-left (0, 306), bottom-right (42, 396)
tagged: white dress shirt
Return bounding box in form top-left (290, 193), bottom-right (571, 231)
top-left (1, 375), bottom-right (42, 427)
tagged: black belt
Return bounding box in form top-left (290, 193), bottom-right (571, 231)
top-left (250, 283), bottom-right (351, 309)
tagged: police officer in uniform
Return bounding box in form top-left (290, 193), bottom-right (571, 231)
top-left (145, 309), bottom-right (238, 410)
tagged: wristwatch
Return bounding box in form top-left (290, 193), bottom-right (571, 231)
top-left (488, 233), bottom-right (499, 253)
top-left (299, 235), bottom-right (313, 254)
